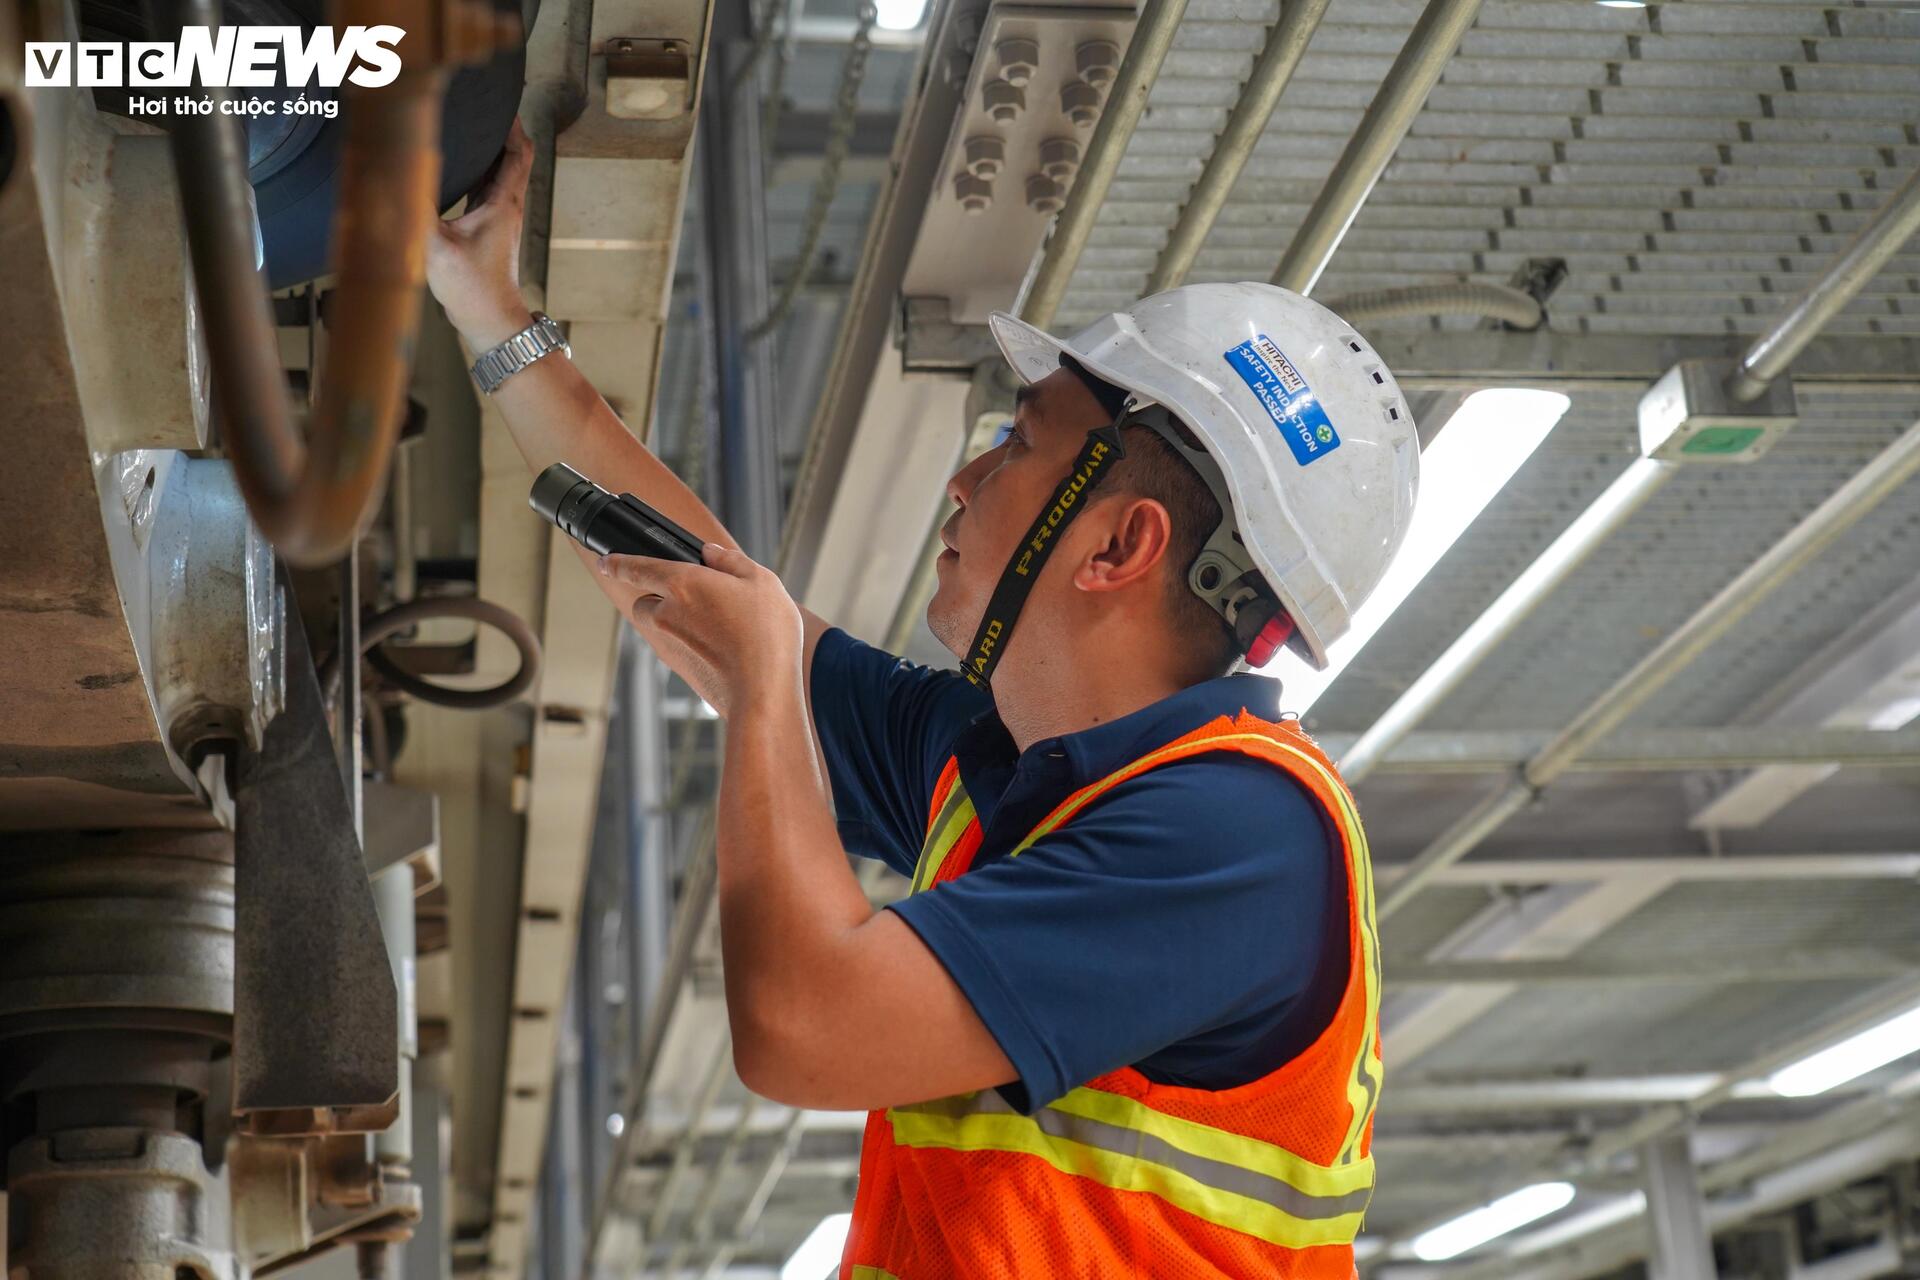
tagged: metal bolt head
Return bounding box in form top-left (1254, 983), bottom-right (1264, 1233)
top-left (1076, 39), bottom-right (1121, 88)
top-left (1060, 80), bottom-right (1102, 128)
top-left (1038, 136), bottom-right (1081, 180)
top-left (1026, 172), bottom-right (1065, 214)
top-left (963, 135), bottom-right (1007, 180)
top-left (983, 79), bottom-right (1026, 124)
top-left (995, 37), bottom-right (1040, 88)
top-left (954, 172), bottom-right (994, 214)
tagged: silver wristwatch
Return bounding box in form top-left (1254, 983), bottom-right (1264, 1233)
top-left (471, 312), bottom-right (571, 394)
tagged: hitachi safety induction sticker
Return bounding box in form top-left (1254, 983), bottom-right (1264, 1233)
top-left (1223, 334), bottom-right (1342, 466)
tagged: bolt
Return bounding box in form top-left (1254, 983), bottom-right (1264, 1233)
top-left (1038, 136), bottom-right (1081, 180)
top-left (1061, 80), bottom-right (1101, 128)
top-left (954, 172), bottom-right (994, 214)
top-left (983, 79), bottom-right (1026, 124)
top-left (963, 135), bottom-right (1007, 180)
top-left (1076, 39), bottom-right (1121, 88)
top-left (995, 37), bottom-right (1040, 88)
top-left (1026, 172), bottom-right (1065, 214)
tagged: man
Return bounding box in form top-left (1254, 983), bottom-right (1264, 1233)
top-left (430, 122), bottom-right (1418, 1278)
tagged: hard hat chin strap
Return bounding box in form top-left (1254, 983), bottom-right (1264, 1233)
top-left (959, 408), bottom-right (1131, 689)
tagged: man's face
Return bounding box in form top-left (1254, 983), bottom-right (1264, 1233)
top-left (926, 367), bottom-right (1112, 658)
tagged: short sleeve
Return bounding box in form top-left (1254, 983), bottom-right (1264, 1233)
top-left (808, 628), bottom-right (993, 878)
top-left (886, 755), bottom-right (1344, 1111)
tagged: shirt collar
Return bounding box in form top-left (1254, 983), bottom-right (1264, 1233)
top-left (953, 672), bottom-right (1283, 805)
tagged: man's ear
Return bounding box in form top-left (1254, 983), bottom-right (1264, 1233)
top-left (1073, 496), bottom-right (1174, 595)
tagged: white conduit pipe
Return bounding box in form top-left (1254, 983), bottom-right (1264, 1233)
top-left (1271, 0), bottom-right (1486, 295)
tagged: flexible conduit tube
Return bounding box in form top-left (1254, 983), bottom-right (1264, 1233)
top-left (1324, 281), bottom-right (1542, 329)
top-left (1270, 0), bottom-right (1485, 295)
top-left (1145, 0), bottom-right (1334, 294)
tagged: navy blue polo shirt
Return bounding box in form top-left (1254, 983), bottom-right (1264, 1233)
top-left (810, 628), bottom-right (1349, 1114)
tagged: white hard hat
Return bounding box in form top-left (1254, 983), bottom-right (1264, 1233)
top-left (988, 282), bottom-right (1420, 670)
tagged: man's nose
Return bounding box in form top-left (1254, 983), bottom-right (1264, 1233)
top-left (947, 448), bottom-right (995, 509)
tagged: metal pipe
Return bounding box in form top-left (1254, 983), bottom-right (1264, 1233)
top-left (1019, 0), bottom-right (1191, 328)
top-left (1728, 166), bottom-right (1920, 403)
top-left (1378, 415), bottom-right (1920, 918)
top-left (1145, 0), bottom-right (1333, 293)
top-left (696, 1106), bottom-right (810, 1280)
top-left (144, 0), bottom-right (513, 568)
top-left (1338, 460), bottom-right (1673, 783)
top-left (703, 38), bottom-right (784, 559)
top-left (1269, 0), bottom-right (1484, 294)
top-left (642, 1033), bottom-right (735, 1247)
top-left (1377, 779), bottom-right (1530, 918)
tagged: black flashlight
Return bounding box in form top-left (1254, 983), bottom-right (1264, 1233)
top-left (529, 463), bottom-right (706, 564)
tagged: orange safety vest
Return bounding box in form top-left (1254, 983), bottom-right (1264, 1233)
top-left (841, 710), bottom-right (1383, 1279)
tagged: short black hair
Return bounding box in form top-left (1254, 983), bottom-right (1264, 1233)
top-left (1112, 421), bottom-right (1242, 681)
top-left (1057, 355), bottom-right (1242, 679)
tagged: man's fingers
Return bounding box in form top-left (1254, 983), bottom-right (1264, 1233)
top-left (598, 553), bottom-right (702, 595)
top-left (496, 118), bottom-right (535, 205)
top-left (701, 543), bottom-right (757, 577)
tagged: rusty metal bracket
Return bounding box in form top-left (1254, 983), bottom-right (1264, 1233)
top-left (607, 38), bottom-right (694, 119)
top-left (233, 587), bottom-right (398, 1135)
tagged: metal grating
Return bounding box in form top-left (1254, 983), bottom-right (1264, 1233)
top-left (1053, 0), bottom-right (1920, 337)
top-left (1304, 384), bottom-right (1920, 735)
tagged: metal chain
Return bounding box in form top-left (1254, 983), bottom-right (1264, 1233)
top-left (749, 0), bottom-right (877, 340)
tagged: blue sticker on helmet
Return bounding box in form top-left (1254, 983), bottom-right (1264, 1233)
top-left (1223, 334), bottom-right (1341, 466)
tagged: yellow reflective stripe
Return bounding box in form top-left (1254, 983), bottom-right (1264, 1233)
top-left (1302, 750), bottom-right (1381, 1166)
top-left (849, 1268), bottom-right (899, 1280)
top-left (888, 1090), bottom-right (1370, 1249)
top-left (908, 781), bottom-right (976, 896)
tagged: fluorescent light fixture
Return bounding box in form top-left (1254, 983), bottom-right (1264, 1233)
top-left (1260, 388), bottom-right (1572, 710)
top-left (1595, 1), bottom-right (1647, 7)
top-left (781, 1212), bottom-right (853, 1280)
top-left (1412, 1182), bottom-right (1577, 1261)
top-left (875, 0), bottom-right (929, 30)
top-left (1767, 1003), bottom-right (1920, 1097)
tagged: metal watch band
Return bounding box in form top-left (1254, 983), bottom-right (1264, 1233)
top-left (471, 312), bottom-right (571, 395)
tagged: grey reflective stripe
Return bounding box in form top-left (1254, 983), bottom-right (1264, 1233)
top-left (896, 1092), bottom-right (1374, 1223)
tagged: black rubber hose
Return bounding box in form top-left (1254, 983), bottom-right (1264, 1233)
top-left (342, 597), bottom-right (542, 711)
